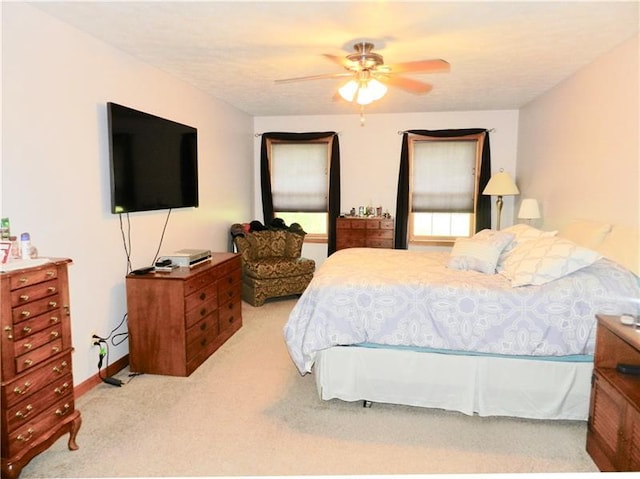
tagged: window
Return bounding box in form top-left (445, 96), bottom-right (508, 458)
top-left (409, 133), bottom-right (484, 244)
top-left (267, 138), bottom-right (332, 239)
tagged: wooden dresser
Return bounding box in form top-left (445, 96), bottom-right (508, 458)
top-left (1, 258), bottom-right (81, 479)
top-left (587, 314), bottom-right (640, 471)
top-left (126, 252), bottom-right (242, 377)
top-left (336, 217), bottom-right (394, 250)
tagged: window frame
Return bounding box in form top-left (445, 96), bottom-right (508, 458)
top-left (408, 132), bottom-right (485, 246)
top-left (266, 136), bottom-right (332, 242)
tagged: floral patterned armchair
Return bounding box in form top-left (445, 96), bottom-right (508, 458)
top-left (230, 222), bottom-right (315, 306)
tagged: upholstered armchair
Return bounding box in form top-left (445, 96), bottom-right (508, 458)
top-left (230, 222), bottom-right (315, 306)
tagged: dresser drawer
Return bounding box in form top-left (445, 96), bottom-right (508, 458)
top-left (184, 270), bottom-right (217, 296)
top-left (13, 324), bottom-right (63, 358)
top-left (3, 373), bottom-right (73, 433)
top-left (7, 266), bottom-right (58, 291)
top-left (366, 229), bottom-right (393, 240)
top-left (2, 350), bottom-right (73, 410)
top-left (184, 297), bottom-right (217, 330)
top-left (185, 312), bottom-right (219, 348)
top-left (10, 279), bottom-right (59, 306)
top-left (184, 283), bottom-right (217, 313)
top-left (366, 238), bottom-right (394, 248)
top-left (214, 258), bottom-right (240, 277)
top-left (15, 338), bottom-right (64, 374)
top-left (219, 299), bottom-right (242, 334)
top-left (9, 310), bottom-right (63, 341)
top-left (12, 294), bottom-right (61, 324)
top-left (4, 397), bottom-right (75, 458)
top-left (218, 268), bottom-right (241, 292)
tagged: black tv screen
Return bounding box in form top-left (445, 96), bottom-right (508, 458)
top-left (107, 102), bottom-right (199, 214)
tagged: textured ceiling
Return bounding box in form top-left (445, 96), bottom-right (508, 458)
top-left (33, 1), bottom-right (639, 117)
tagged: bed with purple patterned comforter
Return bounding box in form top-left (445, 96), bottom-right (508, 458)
top-left (284, 248), bottom-right (639, 375)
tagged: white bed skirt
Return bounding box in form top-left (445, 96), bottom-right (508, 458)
top-left (314, 346), bottom-right (593, 421)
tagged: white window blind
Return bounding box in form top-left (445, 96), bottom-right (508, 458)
top-left (271, 142), bottom-right (328, 212)
top-left (411, 140), bottom-right (476, 213)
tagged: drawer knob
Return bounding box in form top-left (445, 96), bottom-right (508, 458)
top-left (199, 292), bottom-right (206, 300)
top-left (228, 316), bottom-right (235, 324)
top-left (228, 303), bottom-right (233, 310)
top-left (200, 322), bottom-right (207, 331)
top-left (19, 277), bottom-right (28, 284)
top-left (46, 270), bottom-right (55, 277)
top-left (19, 294), bottom-right (30, 302)
top-left (54, 382), bottom-right (70, 395)
top-left (16, 428), bottom-right (35, 442)
top-left (50, 316), bottom-right (59, 324)
top-left (55, 404), bottom-right (71, 416)
top-left (23, 358), bottom-right (34, 367)
top-left (22, 326), bottom-right (32, 334)
top-left (47, 286), bottom-right (56, 293)
top-left (48, 301), bottom-right (57, 308)
top-left (23, 343), bottom-right (33, 350)
top-left (4, 326), bottom-right (13, 340)
top-left (51, 346), bottom-right (60, 354)
top-left (13, 381), bottom-right (32, 395)
top-left (15, 404), bottom-right (34, 419)
top-left (53, 361), bottom-right (68, 373)
top-left (50, 331), bottom-right (60, 339)
top-left (200, 308), bottom-right (207, 317)
top-left (20, 310), bottom-right (31, 318)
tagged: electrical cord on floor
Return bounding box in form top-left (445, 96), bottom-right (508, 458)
top-left (93, 336), bottom-right (123, 387)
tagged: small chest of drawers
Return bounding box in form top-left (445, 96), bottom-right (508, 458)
top-left (336, 217), bottom-right (394, 250)
top-left (126, 252), bottom-right (242, 377)
top-left (1, 259), bottom-right (81, 479)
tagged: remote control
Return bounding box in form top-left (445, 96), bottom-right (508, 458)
top-left (131, 266), bottom-right (154, 275)
top-left (616, 363), bottom-right (640, 376)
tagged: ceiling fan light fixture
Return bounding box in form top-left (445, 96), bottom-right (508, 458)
top-left (340, 78), bottom-right (388, 105)
top-left (338, 79), bottom-right (359, 102)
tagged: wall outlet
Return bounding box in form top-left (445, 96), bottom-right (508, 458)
top-left (90, 333), bottom-right (101, 347)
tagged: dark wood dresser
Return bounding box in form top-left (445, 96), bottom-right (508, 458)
top-left (336, 217), bottom-right (394, 250)
top-left (126, 252), bottom-right (242, 377)
top-left (587, 314), bottom-right (640, 471)
top-left (1, 258), bottom-right (81, 479)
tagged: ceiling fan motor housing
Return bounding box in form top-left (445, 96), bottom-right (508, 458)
top-left (346, 42), bottom-right (384, 71)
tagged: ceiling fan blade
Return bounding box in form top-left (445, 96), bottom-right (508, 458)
top-left (378, 75), bottom-right (433, 94)
top-left (382, 59), bottom-right (450, 74)
top-left (275, 72), bottom-right (353, 84)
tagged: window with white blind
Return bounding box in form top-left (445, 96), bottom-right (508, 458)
top-left (409, 135), bottom-right (483, 243)
top-left (268, 139), bottom-right (330, 237)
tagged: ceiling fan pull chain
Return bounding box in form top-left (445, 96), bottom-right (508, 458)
top-left (359, 106), bottom-right (365, 127)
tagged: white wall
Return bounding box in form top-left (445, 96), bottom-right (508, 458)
top-left (517, 34), bottom-right (639, 232)
top-left (2, 4), bottom-right (254, 385)
top-left (254, 110), bottom-right (519, 267)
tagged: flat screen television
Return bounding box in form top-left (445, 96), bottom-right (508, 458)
top-left (107, 102), bottom-right (199, 214)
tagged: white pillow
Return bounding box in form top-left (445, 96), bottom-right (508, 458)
top-left (498, 236), bottom-right (601, 287)
top-left (448, 230), bottom-right (515, 274)
top-left (502, 223), bottom-right (557, 244)
top-left (558, 219), bottom-right (612, 250)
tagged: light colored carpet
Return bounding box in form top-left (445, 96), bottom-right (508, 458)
top-left (21, 297), bottom-right (598, 477)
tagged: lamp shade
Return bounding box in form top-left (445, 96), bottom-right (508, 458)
top-left (482, 170), bottom-right (520, 196)
top-left (518, 198), bottom-right (541, 219)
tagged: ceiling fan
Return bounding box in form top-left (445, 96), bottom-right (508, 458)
top-left (275, 42), bottom-right (450, 105)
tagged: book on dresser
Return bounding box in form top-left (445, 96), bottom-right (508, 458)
top-left (126, 252), bottom-right (242, 377)
top-left (1, 258), bottom-right (82, 479)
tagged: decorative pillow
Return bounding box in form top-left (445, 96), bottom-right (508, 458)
top-left (498, 236), bottom-right (601, 287)
top-left (448, 229), bottom-right (515, 274)
top-left (502, 223), bottom-right (557, 244)
top-left (558, 219), bottom-right (612, 250)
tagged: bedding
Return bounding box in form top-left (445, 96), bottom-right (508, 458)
top-left (284, 247), bottom-right (639, 375)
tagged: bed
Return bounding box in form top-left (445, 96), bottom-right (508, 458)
top-left (284, 221), bottom-right (640, 420)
